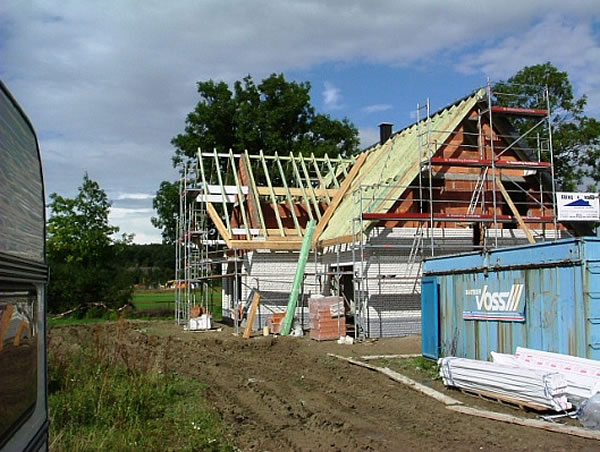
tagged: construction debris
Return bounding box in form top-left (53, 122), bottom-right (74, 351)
top-left (439, 357), bottom-right (571, 412)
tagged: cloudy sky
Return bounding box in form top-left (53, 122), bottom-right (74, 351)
top-left (2, 1), bottom-right (599, 243)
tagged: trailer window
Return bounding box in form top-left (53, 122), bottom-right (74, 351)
top-left (0, 287), bottom-right (38, 446)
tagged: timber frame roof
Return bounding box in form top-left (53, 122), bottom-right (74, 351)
top-left (191, 88), bottom-right (551, 251)
top-left (194, 149), bottom-right (355, 250)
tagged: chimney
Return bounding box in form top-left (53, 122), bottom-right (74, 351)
top-left (378, 122), bottom-right (393, 145)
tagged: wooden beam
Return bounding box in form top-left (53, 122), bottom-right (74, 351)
top-left (243, 291), bottom-right (261, 339)
top-left (310, 153), bottom-right (331, 203)
top-left (496, 177), bottom-right (536, 244)
top-left (259, 150), bottom-right (286, 237)
top-left (230, 149), bottom-right (251, 239)
top-left (323, 154), bottom-right (340, 188)
top-left (230, 239), bottom-right (303, 250)
top-left (317, 234), bottom-right (355, 248)
top-left (275, 152), bottom-right (303, 236)
top-left (213, 149), bottom-right (232, 234)
top-left (289, 152), bottom-right (315, 221)
top-left (448, 405), bottom-right (600, 441)
top-left (312, 152), bottom-right (368, 246)
top-left (299, 153), bottom-right (322, 220)
top-left (255, 186), bottom-right (338, 197)
top-left (243, 150), bottom-right (268, 237)
top-left (206, 202), bottom-right (232, 247)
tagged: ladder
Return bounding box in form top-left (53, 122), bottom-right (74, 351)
top-left (467, 167), bottom-right (489, 215)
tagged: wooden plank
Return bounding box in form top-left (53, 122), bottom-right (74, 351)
top-left (448, 405), bottom-right (600, 441)
top-left (259, 150), bottom-right (286, 237)
top-left (299, 153), bottom-right (322, 220)
top-left (256, 186), bottom-right (338, 197)
top-left (243, 150), bottom-right (268, 237)
top-left (360, 354), bottom-right (422, 360)
top-left (213, 149), bottom-right (232, 234)
top-left (313, 152), bottom-right (368, 246)
top-left (206, 202), bottom-right (232, 247)
top-left (324, 154), bottom-right (341, 188)
top-left (327, 354), bottom-right (462, 406)
top-left (275, 152), bottom-right (303, 236)
top-left (289, 152), bottom-right (315, 221)
top-left (310, 153), bottom-right (331, 203)
top-left (243, 291), bottom-right (261, 339)
top-left (496, 178), bottom-right (536, 244)
top-left (318, 234), bottom-right (355, 248)
top-left (229, 149), bottom-right (251, 239)
top-left (230, 239), bottom-right (303, 251)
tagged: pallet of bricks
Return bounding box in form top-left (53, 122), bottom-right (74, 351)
top-left (309, 296), bottom-right (345, 341)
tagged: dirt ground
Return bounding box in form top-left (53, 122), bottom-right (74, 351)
top-left (50, 321), bottom-right (599, 452)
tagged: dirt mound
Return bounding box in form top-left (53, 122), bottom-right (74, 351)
top-left (50, 321), bottom-right (599, 451)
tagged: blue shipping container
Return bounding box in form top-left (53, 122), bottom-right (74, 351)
top-left (421, 237), bottom-right (600, 361)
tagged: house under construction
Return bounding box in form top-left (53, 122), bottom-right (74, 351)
top-left (175, 84), bottom-right (561, 338)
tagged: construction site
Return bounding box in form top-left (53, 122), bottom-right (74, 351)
top-left (174, 83), bottom-right (562, 340)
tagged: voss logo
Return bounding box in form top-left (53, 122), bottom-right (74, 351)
top-left (475, 284), bottom-right (524, 312)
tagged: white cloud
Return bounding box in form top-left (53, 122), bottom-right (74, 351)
top-left (114, 192), bottom-right (155, 201)
top-left (323, 82), bottom-right (342, 110)
top-left (109, 207), bottom-right (161, 244)
top-left (359, 127), bottom-right (380, 148)
top-left (2, 0), bottom-right (599, 239)
top-left (459, 15), bottom-right (600, 112)
top-left (363, 104), bottom-right (393, 114)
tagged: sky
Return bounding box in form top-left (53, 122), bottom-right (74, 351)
top-left (2, 1), bottom-right (599, 243)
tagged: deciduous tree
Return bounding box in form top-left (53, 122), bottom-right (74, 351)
top-left (493, 62), bottom-right (600, 190)
top-left (47, 174), bottom-right (133, 313)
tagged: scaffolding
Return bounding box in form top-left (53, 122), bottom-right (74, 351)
top-left (175, 149), bottom-right (354, 328)
top-left (350, 83), bottom-right (559, 339)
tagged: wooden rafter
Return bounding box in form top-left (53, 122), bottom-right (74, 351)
top-left (496, 177), bottom-right (536, 244)
top-left (243, 150), bottom-right (268, 237)
top-left (312, 152), bottom-right (368, 246)
top-left (206, 202), bottom-right (232, 247)
top-left (275, 152), bottom-right (303, 236)
top-left (229, 149), bottom-right (251, 239)
top-left (310, 153), bottom-right (331, 203)
top-left (213, 149), bottom-right (232, 234)
top-left (289, 152), bottom-right (316, 221)
top-left (259, 150), bottom-right (286, 237)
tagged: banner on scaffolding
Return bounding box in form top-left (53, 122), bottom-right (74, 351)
top-left (556, 192), bottom-right (600, 221)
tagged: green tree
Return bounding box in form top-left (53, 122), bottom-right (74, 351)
top-left (153, 73), bottom-right (360, 243)
top-left (151, 180), bottom-right (179, 244)
top-left (171, 73), bottom-right (359, 164)
top-left (493, 62), bottom-right (600, 190)
top-left (47, 174), bottom-right (133, 313)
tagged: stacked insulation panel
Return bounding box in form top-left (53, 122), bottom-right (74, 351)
top-left (439, 357), bottom-right (571, 411)
top-left (492, 347), bottom-right (600, 404)
top-left (309, 296), bottom-right (346, 341)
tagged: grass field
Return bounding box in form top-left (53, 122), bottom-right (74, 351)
top-left (49, 322), bottom-right (233, 451)
top-left (132, 288), bottom-right (223, 320)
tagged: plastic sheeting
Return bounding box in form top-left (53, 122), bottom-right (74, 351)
top-left (439, 357), bottom-right (571, 412)
top-left (491, 347), bottom-right (600, 404)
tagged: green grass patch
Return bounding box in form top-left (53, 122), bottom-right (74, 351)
top-left (49, 324), bottom-right (233, 451)
top-left (378, 356), bottom-right (440, 381)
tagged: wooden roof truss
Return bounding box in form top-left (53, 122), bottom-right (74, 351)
top-left (195, 148), bottom-right (355, 250)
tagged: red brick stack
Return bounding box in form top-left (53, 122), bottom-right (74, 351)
top-left (309, 296), bottom-right (345, 341)
top-left (267, 312), bottom-right (286, 334)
